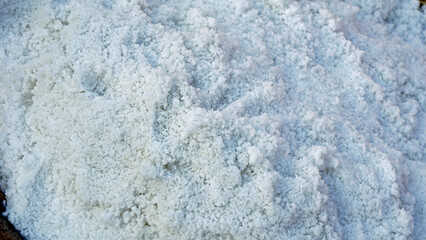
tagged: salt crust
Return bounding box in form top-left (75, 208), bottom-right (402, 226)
top-left (0, 0), bottom-right (425, 239)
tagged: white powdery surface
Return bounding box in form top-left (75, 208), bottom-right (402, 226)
top-left (0, 0), bottom-right (425, 239)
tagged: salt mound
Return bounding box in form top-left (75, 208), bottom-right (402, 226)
top-left (0, 0), bottom-right (425, 239)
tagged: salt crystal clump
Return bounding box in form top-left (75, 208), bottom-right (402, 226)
top-left (305, 146), bottom-right (339, 171)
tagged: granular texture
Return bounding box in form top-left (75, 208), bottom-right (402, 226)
top-left (0, 0), bottom-right (425, 239)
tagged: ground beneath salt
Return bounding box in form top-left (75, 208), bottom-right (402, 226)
top-left (0, 0), bottom-right (425, 239)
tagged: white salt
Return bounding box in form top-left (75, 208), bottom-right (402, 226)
top-left (0, 0), bottom-right (425, 239)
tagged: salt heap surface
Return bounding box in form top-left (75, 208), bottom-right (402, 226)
top-left (0, 0), bottom-right (425, 239)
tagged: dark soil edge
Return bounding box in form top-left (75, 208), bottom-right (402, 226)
top-left (0, 191), bottom-right (24, 240)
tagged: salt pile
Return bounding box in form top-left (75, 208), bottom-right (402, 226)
top-left (0, 0), bottom-right (425, 239)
